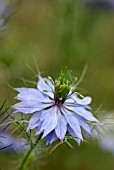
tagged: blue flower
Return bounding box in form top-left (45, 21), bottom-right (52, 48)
top-left (85, 0), bottom-right (114, 10)
top-left (12, 75), bottom-right (98, 145)
top-left (0, 0), bottom-right (18, 33)
top-left (0, 132), bottom-right (28, 152)
top-left (0, 1), bottom-right (10, 31)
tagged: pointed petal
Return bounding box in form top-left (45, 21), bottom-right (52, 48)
top-left (69, 93), bottom-right (92, 105)
top-left (64, 104), bottom-right (98, 122)
top-left (45, 131), bottom-right (58, 145)
top-left (72, 114), bottom-right (91, 134)
top-left (37, 76), bottom-right (54, 98)
top-left (74, 107), bottom-right (99, 122)
top-left (62, 108), bottom-right (83, 141)
top-left (79, 118), bottom-right (91, 134)
top-left (55, 109), bottom-right (67, 140)
top-left (12, 101), bottom-right (53, 114)
top-left (35, 121), bottom-right (43, 135)
top-left (40, 106), bottom-right (58, 138)
top-left (67, 125), bottom-right (81, 145)
top-left (64, 101), bottom-right (92, 110)
top-left (27, 111), bottom-right (43, 131)
top-left (14, 88), bottom-right (48, 102)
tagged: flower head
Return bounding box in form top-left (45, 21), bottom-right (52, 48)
top-left (12, 72), bottom-right (99, 145)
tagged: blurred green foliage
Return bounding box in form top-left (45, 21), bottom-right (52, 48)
top-left (0, 0), bottom-right (114, 169)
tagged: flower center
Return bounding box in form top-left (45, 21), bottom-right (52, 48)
top-left (54, 75), bottom-right (71, 106)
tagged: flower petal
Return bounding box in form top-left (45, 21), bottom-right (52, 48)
top-left (55, 109), bottom-right (67, 140)
top-left (37, 76), bottom-right (54, 98)
top-left (27, 111), bottom-right (43, 131)
top-left (72, 114), bottom-right (91, 134)
top-left (14, 88), bottom-right (48, 102)
top-left (68, 93), bottom-right (92, 105)
top-left (64, 100), bottom-right (92, 110)
top-left (45, 131), bottom-right (58, 145)
top-left (79, 118), bottom-right (91, 134)
top-left (67, 125), bottom-right (81, 145)
top-left (39, 106), bottom-right (58, 138)
top-left (64, 104), bottom-right (98, 122)
top-left (35, 121), bottom-right (43, 135)
top-left (12, 101), bottom-right (53, 114)
top-left (12, 87), bottom-right (54, 114)
top-left (61, 108), bottom-right (83, 141)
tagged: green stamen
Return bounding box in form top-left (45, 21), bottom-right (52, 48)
top-left (54, 70), bottom-right (71, 105)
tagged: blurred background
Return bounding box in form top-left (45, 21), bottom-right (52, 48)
top-left (0, 0), bottom-right (114, 169)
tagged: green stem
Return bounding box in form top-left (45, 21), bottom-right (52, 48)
top-left (18, 134), bottom-right (42, 170)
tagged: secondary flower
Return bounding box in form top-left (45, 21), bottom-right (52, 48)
top-left (85, 0), bottom-right (114, 10)
top-left (12, 73), bottom-right (99, 145)
top-left (0, 132), bottom-right (28, 152)
top-left (0, 0), bottom-right (12, 32)
top-left (0, 0), bottom-right (20, 33)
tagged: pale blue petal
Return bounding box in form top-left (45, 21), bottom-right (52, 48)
top-left (73, 107), bottom-right (98, 122)
top-left (35, 121), bottom-right (43, 135)
top-left (64, 104), bottom-right (98, 122)
top-left (55, 109), bottom-right (67, 140)
top-left (37, 76), bottom-right (54, 99)
top-left (12, 101), bottom-right (53, 114)
top-left (67, 125), bottom-right (81, 145)
top-left (72, 114), bottom-right (91, 134)
top-left (64, 100), bottom-right (92, 110)
top-left (65, 98), bottom-right (74, 103)
top-left (69, 93), bottom-right (92, 105)
top-left (39, 106), bottom-right (55, 122)
top-left (14, 88), bottom-right (48, 102)
top-left (27, 111), bottom-right (43, 131)
top-left (62, 108), bottom-right (83, 141)
top-left (84, 105), bottom-right (92, 110)
top-left (45, 131), bottom-right (58, 145)
top-left (79, 118), bottom-right (91, 134)
top-left (40, 106), bottom-right (58, 138)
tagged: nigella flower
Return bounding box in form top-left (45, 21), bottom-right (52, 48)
top-left (12, 72), bottom-right (99, 145)
top-left (0, 0), bottom-right (19, 33)
top-left (90, 113), bottom-right (114, 155)
top-left (0, 132), bottom-right (28, 152)
top-left (0, 0), bottom-right (11, 31)
top-left (85, 0), bottom-right (114, 10)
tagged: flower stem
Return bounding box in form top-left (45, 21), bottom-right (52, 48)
top-left (18, 134), bottom-right (42, 170)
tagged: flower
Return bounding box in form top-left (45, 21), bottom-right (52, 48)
top-left (85, 0), bottom-right (114, 10)
top-left (12, 73), bottom-right (99, 145)
top-left (0, 0), bottom-right (11, 31)
top-left (0, 132), bottom-right (28, 152)
top-left (0, 0), bottom-right (19, 33)
top-left (90, 113), bottom-right (114, 155)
